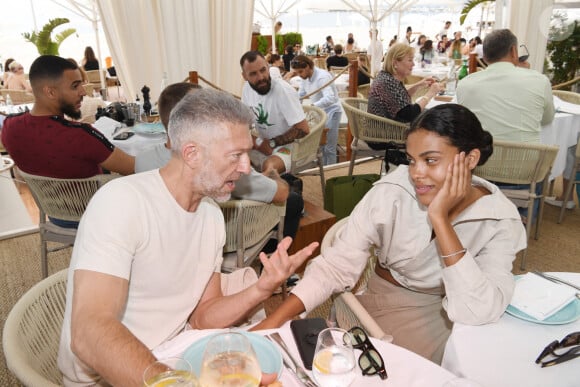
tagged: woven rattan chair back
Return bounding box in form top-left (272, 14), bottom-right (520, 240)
top-left (341, 97), bottom-right (409, 175)
top-left (289, 105), bottom-right (327, 201)
top-left (219, 199), bottom-right (286, 272)
top-left (3, 269), bottom-right (68, 387)
top-left (1, 89), bottom-right (35, 104)
top-left (19, 170), bottom-right (118, 277)
top-left (357, 83), bottom-right (370, 99)
top-left (552, 90), bottom-right (580, 105)
top-left (474, 140), bottom-right (558, 269)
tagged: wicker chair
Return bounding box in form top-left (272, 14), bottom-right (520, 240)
top-left (1, 89), bottom-right (35, 104)
top-left (219, 199), bottom-right (286, 272)
top-left (329, 66), bottom-right (348, 75)
top-left (357, 83), bottom-right (370, 99)
top-left (82, 83), bottom-right (95, 96)
top-left (341, 98), bottom-right (409, 176)
top-left (313, 57), bottom-right (327, 69)
top-left (18, 170), bottom-right (118, 278)
top-left (474, 140), bottom-right (558, 270)
top-left (85, 69), bottom-right (107, 92)
top-left (552, 90), bottom-right (580, 104)
top-left (319, 217), bottom-right (392, 341)
top-left (289, 105), bottom-right (327, 200)
top-left (3, 269), bottom-right (68, 387)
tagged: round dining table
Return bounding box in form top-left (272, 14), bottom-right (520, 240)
top-left (153, 320), bottom-right (458, 386)
top-left (442, 272), bottom-right (580, 387)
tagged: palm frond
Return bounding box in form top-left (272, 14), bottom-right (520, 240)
top-left (460, 0), bottom-right (494, 25)
top-left (55, 28), bottom-right (76, 45)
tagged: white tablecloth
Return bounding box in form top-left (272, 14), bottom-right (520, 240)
top-left (442, 273), bottom-right (580, 387)
top-left (412, 64), bottom-right (451, 81)
top-left (93, 116), bottom-right (166, 157)
top-left (154, 321), bottom-right (456, 386)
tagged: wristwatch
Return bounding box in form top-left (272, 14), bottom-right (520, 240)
top-left (269, 139), bottom-right (276, 148)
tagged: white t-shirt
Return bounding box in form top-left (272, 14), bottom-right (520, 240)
top-left (269, 66), bottom-right (282, 80)
top-left (58, 170), bottom-right (225, 385)
top-left (242, 77), bottom-right (305, 139)
top-left (367, 39), bottom-right (384, 76)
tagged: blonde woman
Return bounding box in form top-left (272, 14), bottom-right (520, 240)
top-left (367, 43), bottom-right (442, 125)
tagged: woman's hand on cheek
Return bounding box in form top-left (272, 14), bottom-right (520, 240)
top-left (428, 152), bottom-right (470, 220)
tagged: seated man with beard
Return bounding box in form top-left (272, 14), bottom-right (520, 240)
top-left (1, 55), bottom-right (134, 180)
top-left (240, 51), bottom-right (309, 174)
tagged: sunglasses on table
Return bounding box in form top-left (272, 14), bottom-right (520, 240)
top-left (535, 331), bottom-right (580, 367)
top-left (343, 326), bottom-right (388, 380)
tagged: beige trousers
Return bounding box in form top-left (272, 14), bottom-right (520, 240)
top-left (356, 272), bottom-right (452, 364)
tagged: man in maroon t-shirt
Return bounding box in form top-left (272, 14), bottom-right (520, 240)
top-left (1, 55), bottom-right (134, 179)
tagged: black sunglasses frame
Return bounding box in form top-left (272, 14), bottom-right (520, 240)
top-left (345, 327), bottom-right (388, 380)
top-left (536, 332), bottom-right (580, 367)
top-left (518, 44), bottom-right (529, 63)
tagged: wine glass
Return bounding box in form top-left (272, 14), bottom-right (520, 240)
top-left (199, 332), bottom-right (262, 387)
top-left (142, 357), bottom-right (198, 387)
top-left (312, 328), bottom-right (356, 387)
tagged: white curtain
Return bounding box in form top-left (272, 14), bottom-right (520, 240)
top-left (505, 0), bottom-right (554, 73)
top-left (96, 0), bottom-right (254, 104)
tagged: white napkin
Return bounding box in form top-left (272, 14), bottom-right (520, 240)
top-left (554, 96), bottom-right (580, 115)
top-left (509, 273), bottom-right (577, 321)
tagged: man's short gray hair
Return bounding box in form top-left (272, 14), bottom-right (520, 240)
top-left (483, 29), bottom-right (517, 63)
top-left (168, 88), bottom-right (254, 153)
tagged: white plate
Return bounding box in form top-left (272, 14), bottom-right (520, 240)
top-left (506, 275), bottom-right (580, 325)
top-left (132, 122), bottom-right (166, 135)
top-left (182, 331), bottom-right (283, 379)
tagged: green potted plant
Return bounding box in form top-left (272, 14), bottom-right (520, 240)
top-left (546, 17), bottom-right (579, 89)
top-left (256, 35), bottom-right (269, 55)
top-left (22, 18), bottom-right (76, 56)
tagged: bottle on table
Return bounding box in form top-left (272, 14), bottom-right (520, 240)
top-left (458, 59), bottom-right (469, 81)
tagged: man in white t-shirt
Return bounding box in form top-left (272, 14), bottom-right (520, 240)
top-left (436, 21), bottom-right (452, 41)
top-left (57, 89), bottom-right (317, 386)
top-left (240, 51), bottom-right (309, 174)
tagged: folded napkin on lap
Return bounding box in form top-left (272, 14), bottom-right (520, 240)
top-left (510, 273), bottom-right (577, 321)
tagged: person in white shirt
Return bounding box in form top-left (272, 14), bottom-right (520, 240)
top-left (367, 28), bottom-right (384, 76)
top-left (58, 88), bottom-right (318, 386)
top-left (255, 103), bottom-right (526, 364)
top-left (436, 21), bottom-right (452, 41)
top-left (456, 29), bottom-right (554, 144)
top-left (291, 55), bottom-right (342, 165)
top-left (240, 51), bottom-right (309, 174)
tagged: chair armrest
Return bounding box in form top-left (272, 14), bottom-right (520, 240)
top-left (334, 292), bottom-right (393, 342)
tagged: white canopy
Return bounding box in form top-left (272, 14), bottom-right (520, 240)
top-left (96, 0), bottom-right (254, 103)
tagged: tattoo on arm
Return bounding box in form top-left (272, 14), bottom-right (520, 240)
top-left (273, 126), bottom-right (307, 147)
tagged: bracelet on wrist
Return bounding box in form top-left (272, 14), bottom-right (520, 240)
top-left (440, 248), bottom-right (466, 259)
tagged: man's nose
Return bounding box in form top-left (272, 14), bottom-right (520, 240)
top-left (238, 153), bottom-right (251, 174)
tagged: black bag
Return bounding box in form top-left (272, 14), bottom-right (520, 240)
top-left (324, 174), bottom-right (380, 220)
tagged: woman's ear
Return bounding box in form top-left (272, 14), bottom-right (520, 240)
top-left (467, 149), bottom-right (481, 170)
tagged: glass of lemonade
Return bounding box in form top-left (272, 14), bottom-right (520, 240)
top-left (312, 328), bottom-right (356, 387)
top-left (199, 332), bottom-right (262, 387)
top-left (143, 357), bottom-right (198, 387)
